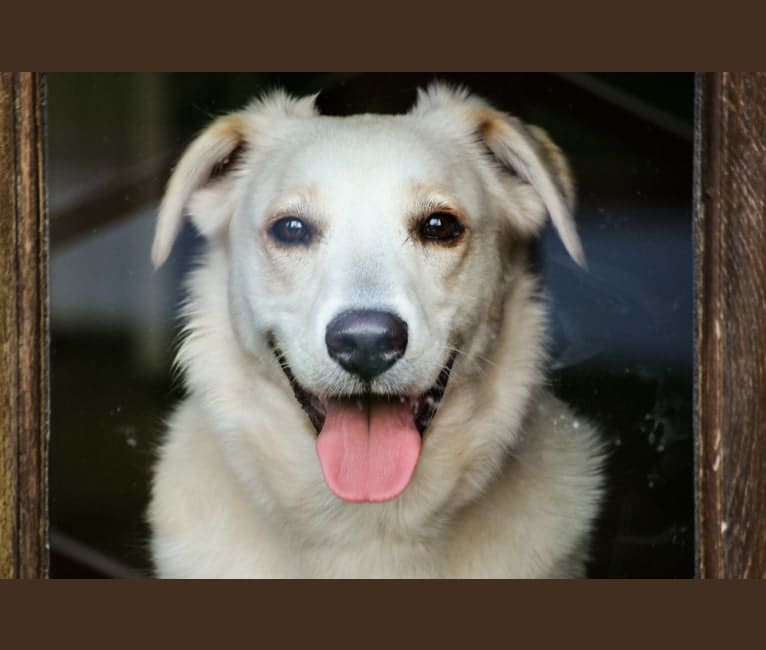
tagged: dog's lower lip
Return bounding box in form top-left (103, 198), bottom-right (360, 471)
top-left (411, 353), bottom-right (456, 434)
top-left (269, 341), bottom-right (456, 436)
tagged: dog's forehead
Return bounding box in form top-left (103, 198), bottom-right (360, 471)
top-left (277, 113), bottom-right (464, 182)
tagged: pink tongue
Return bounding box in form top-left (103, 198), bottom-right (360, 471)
top-left (316, 398), bottom-right (421, 503)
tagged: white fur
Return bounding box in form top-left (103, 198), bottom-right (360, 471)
top-left (149, 84), bottom-right (604, 578)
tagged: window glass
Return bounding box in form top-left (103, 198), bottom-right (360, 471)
top-left (49, 73), bottom-right (693, 577)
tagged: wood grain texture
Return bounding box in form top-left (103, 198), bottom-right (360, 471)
top-left (696, 72), bottom-right (766, 578)
top-left (0, 72), bottom-right (48, 579)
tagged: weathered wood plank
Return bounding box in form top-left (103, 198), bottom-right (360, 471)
top-left (696, 72), bottom-right (766, 578)
top-left (0, 72), bottom-right (48, 579)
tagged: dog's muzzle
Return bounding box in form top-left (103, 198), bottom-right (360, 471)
top-left (268, 331), bottom-right (456, 439)
top-left (268, 323), bottom-right (457, 502)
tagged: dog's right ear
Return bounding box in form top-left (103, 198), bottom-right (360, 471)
top-left (151, 114), bottom-right (250, 268)
top-left (152, 90), bottom-right (320, 268)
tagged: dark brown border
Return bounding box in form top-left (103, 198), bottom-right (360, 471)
top-left (1, 580), bottom-right (765, 646)
top-left (1, 4), bottom-right (766, 70)
top-left (0, 72), bottom-right (49, 579)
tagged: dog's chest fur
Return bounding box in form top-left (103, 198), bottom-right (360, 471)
top-left (151, 390), bottom-right (600, 579)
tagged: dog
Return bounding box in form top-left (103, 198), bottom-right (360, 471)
top-left (148, 83), bottom-right (604, 578)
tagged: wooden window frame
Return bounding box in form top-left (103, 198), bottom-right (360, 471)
top-left (0, 72), bottom-right (48, 579)
top-left (695, 72), bottom-right (766, 577)
top-left (0, 72), bottom-right (763, 578)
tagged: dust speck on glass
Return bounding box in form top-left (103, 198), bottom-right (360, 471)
top-left (49, 72), bottom-right (693, 578)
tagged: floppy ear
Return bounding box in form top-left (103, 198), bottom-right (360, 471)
top-left (151, 114), bottom-right (249, 268)
top-left (152, 89), bottom-right (321, 268)
top-left (412, 84), bottom-right (585, 267)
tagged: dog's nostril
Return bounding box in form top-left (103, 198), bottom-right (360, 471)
top-left (325, 310), bottom-right (408, 380)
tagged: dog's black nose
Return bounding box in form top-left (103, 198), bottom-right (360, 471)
top-left (325, 310), bottom-right (408, 380)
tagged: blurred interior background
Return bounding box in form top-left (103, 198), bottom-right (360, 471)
top-left (49, 72), bottom-right (694, 578)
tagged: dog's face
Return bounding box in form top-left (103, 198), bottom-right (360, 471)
top-left (230, 114), bottom-right (483, 393)
top-left (152, 85), bottom-right (583, 506)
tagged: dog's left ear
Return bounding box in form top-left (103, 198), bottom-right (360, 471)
top-left (412, 84), bottom-right (585, 267)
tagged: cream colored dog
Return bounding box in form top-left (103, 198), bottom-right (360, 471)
top-left (149, 84), bottom-right (604, 578)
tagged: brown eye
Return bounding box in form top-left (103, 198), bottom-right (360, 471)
top-left (418, 212), bottom-right (465, 243)
top-left (270, 217), bottom-right (313, 245)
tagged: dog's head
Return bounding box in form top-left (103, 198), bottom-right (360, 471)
top-left (153, 84), bottom-right (582, 506)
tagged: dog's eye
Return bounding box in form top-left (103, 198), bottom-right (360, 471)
top-left (418, 213), bottom-right (465, 243)
top-left (269, 217), bottom-right (313, 245)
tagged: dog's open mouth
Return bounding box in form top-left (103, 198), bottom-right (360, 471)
top-left (271, 341), bottom-right (456, 503)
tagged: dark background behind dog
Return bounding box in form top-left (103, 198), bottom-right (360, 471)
top-left (49, 73), bottom-right (693, 578)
